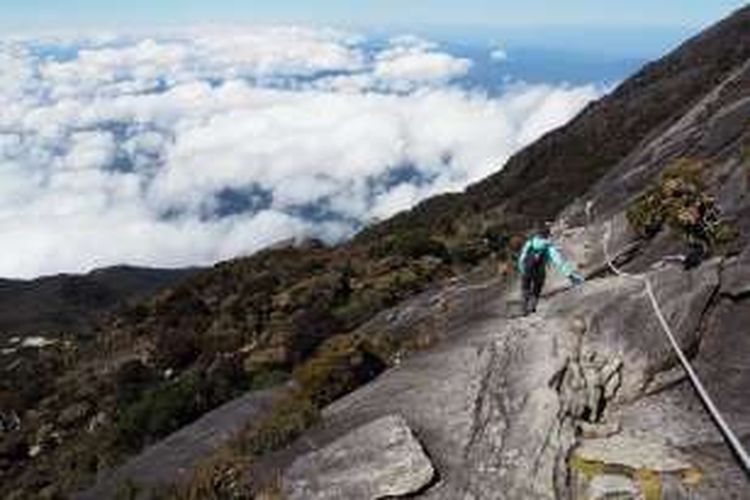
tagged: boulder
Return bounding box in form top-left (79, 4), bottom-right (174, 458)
top-left (282, 415), bottom-right (434, 500)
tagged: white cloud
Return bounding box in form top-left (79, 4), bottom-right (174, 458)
top-left (65, 132), bottom-right (117, 170)
top-left (0, 28), bottom-right (601, 278)
top-left (375, 51), bottom-right (471, 83)
top-left (374, 37), bottom-right (472, 85)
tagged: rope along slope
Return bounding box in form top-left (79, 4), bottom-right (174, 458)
top-left (602, 220), bottom-right (750, 473)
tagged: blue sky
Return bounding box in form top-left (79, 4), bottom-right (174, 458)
top-left (4, 0), bottom-right (747, 31)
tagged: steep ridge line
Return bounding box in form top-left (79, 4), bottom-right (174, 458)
top-left (600, 219), bottom-right (750, 474)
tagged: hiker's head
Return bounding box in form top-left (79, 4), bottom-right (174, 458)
top-left (535, 224), bottom-right (551, 238)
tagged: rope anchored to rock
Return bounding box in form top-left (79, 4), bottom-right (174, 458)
top-left (602, 219), bottom-right (750, 474)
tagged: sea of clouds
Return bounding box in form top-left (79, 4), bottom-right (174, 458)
top-left (0, 26), bottom-right (601, 278)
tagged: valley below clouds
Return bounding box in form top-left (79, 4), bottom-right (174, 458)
top-left (0, 26), bottom-right (601, 278)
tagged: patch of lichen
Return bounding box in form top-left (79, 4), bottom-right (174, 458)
top-left (570, 454), bottom-right (608, 481)
top-left (635, 468), bottom-right (662, 500)
top-left (571, 455), bottom-right (660, 499)
top-left (681, 467), bottom-right (704, 486)
top-left (571, 453), bottom-right (702, 500)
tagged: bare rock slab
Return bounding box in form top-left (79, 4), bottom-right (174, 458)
top-left (283, 414), bottom-right (435, 500)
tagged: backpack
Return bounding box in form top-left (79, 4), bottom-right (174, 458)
top-left (524, 245), bottom-right (548, 274)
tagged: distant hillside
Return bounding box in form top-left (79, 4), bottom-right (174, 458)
top-left (0, 266), bottom-right (198, 340)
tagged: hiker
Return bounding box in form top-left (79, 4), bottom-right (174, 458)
top-left (518, 227), bottom-right (584, 315)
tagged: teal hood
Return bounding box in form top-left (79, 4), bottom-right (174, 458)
top-left (517, 236), bottom-right (575, 277)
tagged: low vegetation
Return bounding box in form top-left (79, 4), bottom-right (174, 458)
top-left (627, 158), bottom-right (736, 250)
top-left (1, 218), bottom-right (518, 499)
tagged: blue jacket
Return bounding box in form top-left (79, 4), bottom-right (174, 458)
top-left (518, 236), bottom-right (575, 277)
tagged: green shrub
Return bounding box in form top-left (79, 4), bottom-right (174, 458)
top-left (661, 157), bottom-right (704, 188)
top-left (153, 330), bottom-right (201, 370)
top-left (172, 390), bottom-right (319, 498)
top-left (332, 289), bottom-right (386, 329)
top-left (288, 306), bottom-right (342, 362)
top-left (115, 358), bottom-right (248, 452)
top-left (114, 359), bottom-right (157, 406)
top-left (293, 335), bottom-right (386, 407)
top-left (248, 369), bottom-right (289, 391)
top-left (627, 188), bottom-right (664, 238)
top-left (712, 219), bottom-right (740, 251)
top-left (369, 230), bottom-right (449, 261)
top-left (236, 393), bottom-right (319, 456)
top-left (115, 374), bottom-right (202, 450)
top-left (482, 223), bottom-right (510, 251)
top-left (449, 240), bottom-right (490, 266)
top-left (165, 449), bottom-right (254, 500)
top-left (381, 267), bottom-right (423, 298)
top-left (627, 157), bottom-right (711, 239)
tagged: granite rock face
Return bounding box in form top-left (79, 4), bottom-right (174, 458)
top-left (265, 43), bottom-right (750, 498)
top-left (282, 415), bottom-right (434, 500)
top-left (270, 248), bottom-right (745, 499)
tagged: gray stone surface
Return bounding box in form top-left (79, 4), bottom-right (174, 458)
top-left (587, 474), bottom-right (638, 500)
top-left (77, 386), bottom-right (280, 499)
top-left (721, 249), bottom-right (750, 298)
top-left (701, 96), bottom-right (750, 153)
top-left (265, 252), bottom-right (746, 499)
top-left (282, 415), bottom-right (434, 500)
top-left (135, 57), bottom-right (750, 497)
top-left (270, 32), bottom-right (750, 500)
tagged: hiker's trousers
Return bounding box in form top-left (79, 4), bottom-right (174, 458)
top-left (522, 265), bottom-right (546, 315)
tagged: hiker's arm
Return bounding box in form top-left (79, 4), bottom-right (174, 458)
top-left (549, 245), bottom-right (585, 284)
top-left (518, 240), bottom-right (531, 274)
top-left (548, 244), bottom-right (574, 277)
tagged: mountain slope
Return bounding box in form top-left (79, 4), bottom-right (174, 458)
top-left (6, 7), bottom-right (750, 500)
top-left (248, 14), bottom-right (750, 497)
top-left (361, 5), bottom-right (750, 238)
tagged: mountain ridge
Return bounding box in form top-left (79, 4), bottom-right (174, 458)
top-left (4, 6), bottom-right (750, 499)
top-left (361, 4), bottom-right (750, 238)
top-left (0, 265), bottom-right (199, 341)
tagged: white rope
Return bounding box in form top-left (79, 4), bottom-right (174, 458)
top-left (453, 282), bottom-right (497, 293)
top-left (602, 221), bottom-right (750, 473)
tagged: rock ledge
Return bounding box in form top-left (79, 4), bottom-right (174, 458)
top-left (283, 414), bottom-right (435, 500)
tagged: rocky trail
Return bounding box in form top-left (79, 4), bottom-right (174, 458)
top-left (78, 240), bottom-right (750, 499)
top-left (271, 239), bottom-right (750, 499)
